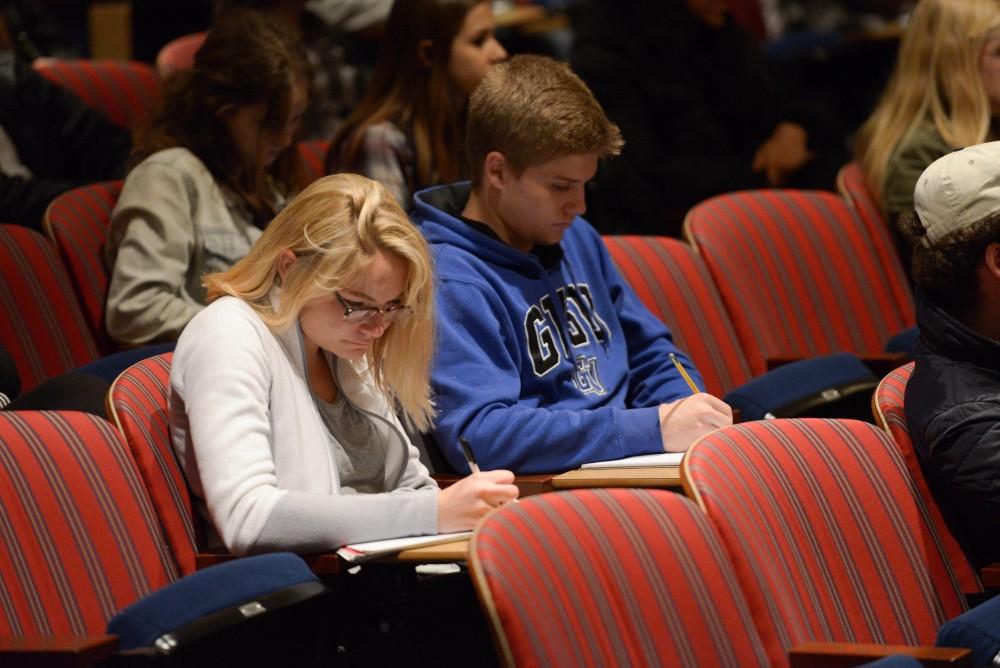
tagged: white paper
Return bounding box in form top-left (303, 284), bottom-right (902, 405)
top-left (580, 452), bottom-right (684, 469)
top-left (336, 531), bottom-right (472, 563)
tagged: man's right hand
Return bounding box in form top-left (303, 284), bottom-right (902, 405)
top-left (658, 394), bottom-right (733, 452)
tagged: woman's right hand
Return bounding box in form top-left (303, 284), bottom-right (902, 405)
top-left (437, 470), bottom-right (519, 533)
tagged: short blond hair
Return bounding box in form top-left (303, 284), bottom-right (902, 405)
top-left (466, 54), bottom-right (623, 185)
top-left (204, 173), bottom-right (436, 430)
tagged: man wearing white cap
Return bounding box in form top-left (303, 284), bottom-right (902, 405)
top-left (903, 141), bottom-right (1000, 568)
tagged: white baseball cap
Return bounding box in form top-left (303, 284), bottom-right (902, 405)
top-left (913, 141), bottom-right (1000, 247)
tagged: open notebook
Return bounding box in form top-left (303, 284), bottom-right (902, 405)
top-left (336, 531), bottom-right (472, 563)
top-left (580, 452), bottom-right (684, 469)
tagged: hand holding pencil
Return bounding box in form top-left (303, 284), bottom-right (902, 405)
top-left (658, 353), bottom-right (733, 453)
top-left (437, 436), bottom-right (519, 533)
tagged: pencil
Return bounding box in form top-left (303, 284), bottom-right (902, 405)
top-left (669, 353), bottom-right (700, 394)
top-left (459, 436), bottom-right (481, 474)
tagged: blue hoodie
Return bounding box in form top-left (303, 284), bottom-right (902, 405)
top-left (413, 183), bottom-right (704, 474)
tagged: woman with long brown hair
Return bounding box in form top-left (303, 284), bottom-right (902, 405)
top-left (105, 11), bottom-right (311, 346)
top-left (325, 0), bottom-right (506, 209)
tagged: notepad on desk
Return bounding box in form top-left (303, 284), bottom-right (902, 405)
top-left (336, 531), bottom-right (473, 563)
top-left (580, 452), bottom-right (684, 469)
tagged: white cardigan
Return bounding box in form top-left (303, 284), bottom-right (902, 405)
top-left (170, 296), bottom-right (438, 556)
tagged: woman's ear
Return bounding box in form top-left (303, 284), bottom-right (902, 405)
top-left (416, 39), bottom-right (434, 67)
top-left (276, 249), bottom-right (297, 282)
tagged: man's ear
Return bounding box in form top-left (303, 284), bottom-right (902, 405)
top-left (483, 151), bottom-right (507, 190)
top-left (986, 242), bottom-right (1000, 281)
top-left (276, 249), bottom-right (297, 282)
top-left (416, 39), bottom-right (434, 67)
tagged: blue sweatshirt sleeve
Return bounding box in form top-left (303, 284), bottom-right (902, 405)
top-left (431, 277), bottom-right (663, 474)
top-left (598, 238), bottom-right (705, 408)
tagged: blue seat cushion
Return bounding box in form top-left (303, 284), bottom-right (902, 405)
top-left (723, 352), bottom-right (876, 421)
top-left (107, 552), bottom-right (322, 651)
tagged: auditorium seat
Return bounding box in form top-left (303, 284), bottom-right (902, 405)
top-left (33, 58), bottom-right (158, 130)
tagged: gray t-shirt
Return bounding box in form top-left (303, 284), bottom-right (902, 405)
top-left (315, 391), bottom-right (386, 493)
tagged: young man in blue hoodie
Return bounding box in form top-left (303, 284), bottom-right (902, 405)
top-left (412, 54), bottom-right (732, 474)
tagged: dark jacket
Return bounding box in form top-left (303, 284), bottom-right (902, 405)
top-left (570, 1), bottom-right (838, 235)
top-left (906, 292), bottom-right (1000, 568)
top-left (0, 58), bottom-right (130, 230)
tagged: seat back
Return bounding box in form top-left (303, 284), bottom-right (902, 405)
top-left (603, 235), bottom-right (756, 393)
top-left (684, 190), bottom-right (913, 362)
top-left (109, 352), bottom-right (197, 576)
top-left (682, 418), bottom-right (968, 667)
top-left (43, 180), bottom-right (123, 354)
top-left (155, 31), bottom-right (207, 78)
top-left (32, 58), bottom-right (159, 130)
top-left (0, 411), bottom-right (177, 637)
top-left (298, 139), bottom-right (330, 183)
top-left (470, 488), bottom-right (771, 667)
top-left (0, 225), bottom-right (99, 391)
top-left (836, 161), bottom-right (914, 323)
top-left (873, 364), bottom-right (981, 594)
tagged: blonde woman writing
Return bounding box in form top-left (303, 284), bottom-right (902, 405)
top-left (170, 173), bottom-right (517, 555)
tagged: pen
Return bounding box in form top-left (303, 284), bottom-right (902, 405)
top-left (459, 436), bottom-right (481, 474)
top-left (669, 353), bottom-right (700, 394)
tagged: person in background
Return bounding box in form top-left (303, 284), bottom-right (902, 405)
top-left (215, 0), bottom-right (363, 139)
top-left (857, 0), bottom-right (1000, 226)
top-left (902, 142), bottom-right (1000, 569)
top-left (105, 11), bottom-right (310, 347)
top-left (325, 0), bottom-right (506, 209)
top-left (413, 55), bottom-right (732, 475)
top-left (0, 9), bottom-right (129, 230)
top-left (571, 0), bottom-right (844, 236)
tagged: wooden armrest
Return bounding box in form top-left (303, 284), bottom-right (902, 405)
top-left (788, 641), bottom-right (971, 668)
top-left (433, 473), bottom-right (556, 497)
top-left (982, 561), bottom-right (1000, 588)
top-left (0, 635), bottom-right (118, 667)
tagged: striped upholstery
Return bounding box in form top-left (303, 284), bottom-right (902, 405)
top-left (603, 235), bottom-right (757, 393)
top-left (155, 31), bottom-right (207, 77)
top-left (0, 411), bottom-right (177, 637)
top-left (44, 180), bottom-right (123, 354)
top-left (684, 190), bottom-right (914, 361)
top-left (836, 162), bottom-right (914, 324)
top-left (683, 419), bottom-right (968, 667)
top-left (0, 225), bottom-right (99, 391)
top-left (32, 58), bottom-right (158, 130)
top-left (470, 489), bottom-right (771, 668)
top-left (298, 139), bottom-right (331, 182)
top-left (109, 353), bottom-right (197, 576)
top-left (873, 364), bottom-right (981, 595)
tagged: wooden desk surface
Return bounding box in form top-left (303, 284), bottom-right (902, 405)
top-left (393, 539), bottom-right (469, 563)
top-left (982, 562), bottom-right (1000, 588)
top-left (551, 466), bottom-right (683, 489)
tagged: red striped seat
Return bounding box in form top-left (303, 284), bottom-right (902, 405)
top-left (470, 489), bottom-right (772, 667)
top-left (682, 419), bottom-right (968, 667)
top-left (32, 58), bottom-right (158, 131)
top-left (873, 364), bottom-right (982, 595)
top-left (44, 180), bottom-right (123, 355)
top-left (155, 31), bottom-right (207, 78)
top-left (109, 353), bottom-right (198, 576)
top-left (0, 225), bottom-right (99, 391)
top-left (603, 235), bottom-right (757, 394)
top-left (298, 139), bottom-right (331, 183)
top-left (836, 162), bottom-right (914, 323)
top-left (0, 411), bottom-right (177, 637)
top-left (684, 190), bottom-right (914, 362)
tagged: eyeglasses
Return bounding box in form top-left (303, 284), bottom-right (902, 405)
top-left (335, 291), bottom-right (412, 324)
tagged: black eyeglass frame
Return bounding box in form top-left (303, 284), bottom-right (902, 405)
top-left (334, 291), bottom-right (412, 323)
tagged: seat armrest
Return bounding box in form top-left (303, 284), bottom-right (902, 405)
top-left (788, 641), bottom-right (971, 667)
top-left (767, 353), bottom-right (909, 376)
top-left (0, 635), bottom-right (118, 667)
top-left (981, 561), bottom-right (1000, 588)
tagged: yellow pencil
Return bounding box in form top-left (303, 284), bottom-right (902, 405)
top-left (669, 353), bottom-right (700, 394)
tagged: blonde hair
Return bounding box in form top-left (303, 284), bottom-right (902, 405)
top-left (857, 0), bottom-right (1000, 211)
top-left (466, 54), bottom-right (623, 186)
top-left (205, 173), bottom-right (436, 430)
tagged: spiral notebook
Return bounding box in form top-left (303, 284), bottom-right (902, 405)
top-left (580, 452), bottom-right (684, 469)
top-left (336, 531), bottom-right (472, 563)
